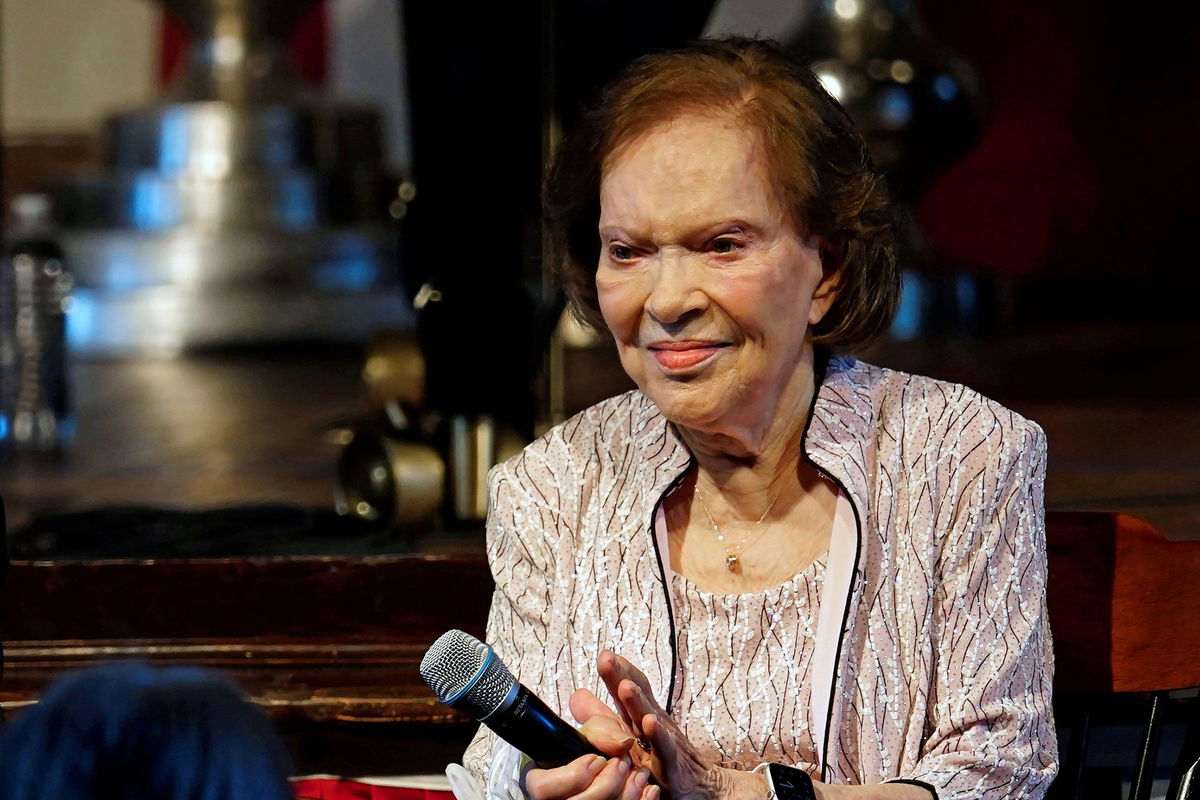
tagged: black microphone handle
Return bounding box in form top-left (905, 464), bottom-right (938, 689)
top-left (484, 683), bottom-right (603, 768)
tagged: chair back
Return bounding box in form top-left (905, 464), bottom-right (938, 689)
top-left (1046, 511), bottom-right (1200, 694)
top-left (1045, 511), bottom-right (1200, 800)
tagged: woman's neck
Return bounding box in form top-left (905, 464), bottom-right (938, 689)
top-left (675, 349), bottom-right (821, 519)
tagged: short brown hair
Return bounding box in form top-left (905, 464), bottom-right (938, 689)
top-left (545, 37), bottom-right (899, 353)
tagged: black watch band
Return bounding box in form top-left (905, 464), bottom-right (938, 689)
top-left (764, 763), bottom-right (817, 800)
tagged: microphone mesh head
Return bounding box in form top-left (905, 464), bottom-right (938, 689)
top-left (420, 629), bottom-right (517, 720)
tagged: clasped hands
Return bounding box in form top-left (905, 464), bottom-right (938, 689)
top-left (524, 651), bottom-right (770, 800)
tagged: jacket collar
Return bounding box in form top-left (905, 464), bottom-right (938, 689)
top-left (633, 355), bottom-right (875, 517)
top-left (802, 356), bottom-right (874, 521)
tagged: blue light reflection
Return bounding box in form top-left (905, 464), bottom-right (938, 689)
top-left (278, 175), bottom-right (317, 229)
top-left (933, 75), bottom-right (959, 104)
top-left (879, 87), bottom-right (913, 128)
top-left (314, 236), bottom-right (380, 290)
top-left (159, 108), bottom-right (190, 172)
top-left (891, 269), bottom-right (925, 341)
top-left (66, 288), bottom-right (100, 350)
top-left (129, 174), bottom-right (178, 230)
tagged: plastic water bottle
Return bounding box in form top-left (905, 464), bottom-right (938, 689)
top-left (0, 194), bottom-right (73, 456)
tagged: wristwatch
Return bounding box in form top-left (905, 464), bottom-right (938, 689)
top-left (763, 763), bottom-right (817, 800)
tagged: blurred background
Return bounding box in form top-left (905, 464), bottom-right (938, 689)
top-left (0, 0), bottom-right (1197, 793)
top-left (2, 0), bottom-right (1197, 548)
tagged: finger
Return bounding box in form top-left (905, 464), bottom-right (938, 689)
top-left (642, 712), bottom-right (696, 774)
top-left (619, 768), bottom-right (652, 800)
top-left (609, 682), bottom-right (673, 779)
top-left (572, 756), bottom-right (631, 800)
top-left (640, 785), bottom-right (661, 800)
top-left (525, 754), bottom-right (606, 800)
top-left (570, 688), bottom-right (635, 756)
top-left (579, 713), bottom-right (637, 756)
top-left (625, 736), bottom-right (655, 772)
top-left (570, 689), bottom-right (623, 726)
top-left (603, 652), bottom-right (657, 699)
top-left (617, 681), bottom-right (662, 738)
top-left (641, 712), bottom-right (685, 775)
top-left (597, 652), bottom-right (638, 732)
top-left (643, 713), bottom-right (665, 746)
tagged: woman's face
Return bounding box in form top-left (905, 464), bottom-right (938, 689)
top-left (596, 113), bottom-right (838, 435)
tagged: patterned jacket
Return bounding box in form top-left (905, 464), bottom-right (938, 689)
top-left (463, 357), bottom-right (1058, 800)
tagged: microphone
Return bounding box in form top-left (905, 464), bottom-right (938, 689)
top-left (420, 629), bottom-right (602, 768)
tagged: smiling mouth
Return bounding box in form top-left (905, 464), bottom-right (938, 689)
top-left (647, 341), bottom-right (729, 371)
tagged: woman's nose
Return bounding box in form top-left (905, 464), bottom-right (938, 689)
top-left (645, 252), bottom-right (705, 325)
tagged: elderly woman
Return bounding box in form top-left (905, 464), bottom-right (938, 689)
top-left (463, 38), bottom-right (1057, 800)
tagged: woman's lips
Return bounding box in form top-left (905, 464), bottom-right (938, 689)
top-left (648, 342), bottom-right (727, 370)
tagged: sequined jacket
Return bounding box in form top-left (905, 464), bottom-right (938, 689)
top-left (463, 357), bottom-right (1058, 800)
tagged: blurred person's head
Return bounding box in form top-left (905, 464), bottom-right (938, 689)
top-left (0, 661), bottom-right (293, 800)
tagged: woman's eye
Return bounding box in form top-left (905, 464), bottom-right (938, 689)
top-left (712, 238), bottom-right (740, 254)
top-left (610, 245), bottom-right (635, 261)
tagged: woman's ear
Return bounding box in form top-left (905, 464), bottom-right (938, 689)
top-left (807, 235), bottom-right (842, 326)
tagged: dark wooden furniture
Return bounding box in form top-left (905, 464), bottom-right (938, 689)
top-left (1046, 513), bottom-right (1200, 800)
top-left (0, 552), bottom-right (494, 773)
top-left (6, 510), bottom-right (1200, 782)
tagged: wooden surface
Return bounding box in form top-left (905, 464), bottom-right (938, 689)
top-left (0, 352), bottom-right (364, 531)
top-left (0, 554), bottom-right (493, 726)
top-left (1, 554), bottom-right (490, 642)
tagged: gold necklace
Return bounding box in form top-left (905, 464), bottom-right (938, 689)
top-left (694, 484), bottom-right (782, 572)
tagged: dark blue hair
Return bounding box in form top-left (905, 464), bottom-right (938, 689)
top-left (0, 662), bottom-right (294, 800)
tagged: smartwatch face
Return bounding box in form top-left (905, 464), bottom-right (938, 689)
top-left (767, 763), bottom-right (817, 800)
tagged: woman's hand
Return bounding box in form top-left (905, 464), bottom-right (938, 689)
top-left (531, 652), bottom-right (924, 800)
top-left (597, 651), bottom-right (767, 800)
top-left (524, 688), bottom-right (659, 800)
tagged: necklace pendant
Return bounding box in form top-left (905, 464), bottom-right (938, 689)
top-left (725, 554), bottom-right (739, 571)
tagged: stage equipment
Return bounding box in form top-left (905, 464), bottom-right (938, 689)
top-left (334, 330), bottom-right (525, 527)
top-left (51, 0), bottom-right (410, 354)
top-left (789, 0), bottom-right (995, 336)
top-left (790, 0), bottom-right (981, 200)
